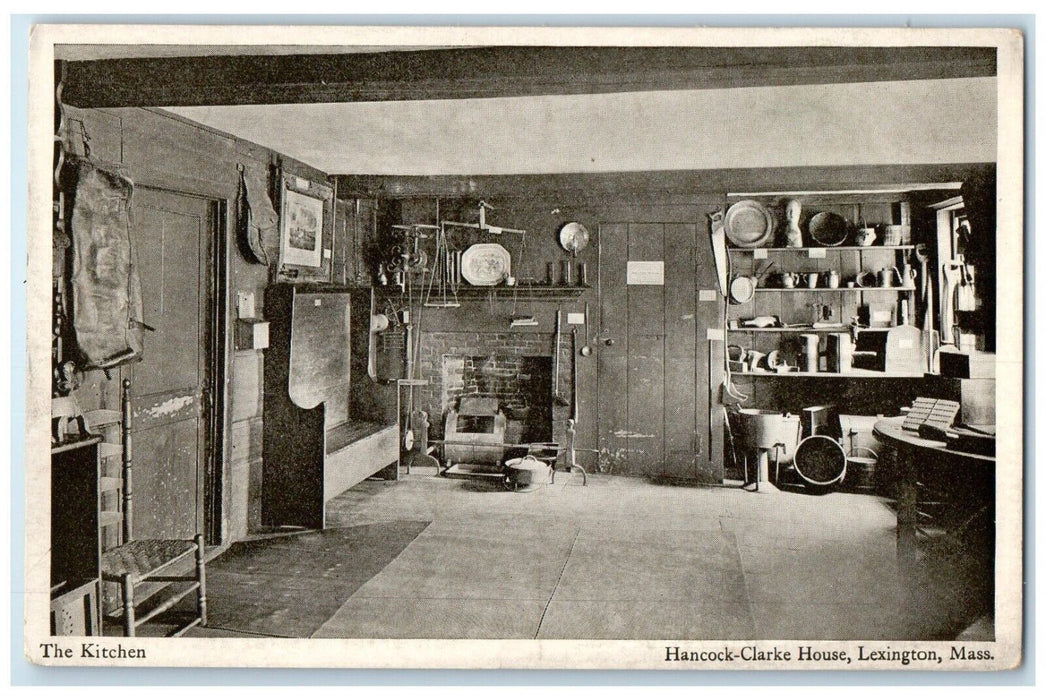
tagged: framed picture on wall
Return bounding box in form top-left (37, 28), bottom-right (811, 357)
top-left (277, 172), bottom-right (334, 282)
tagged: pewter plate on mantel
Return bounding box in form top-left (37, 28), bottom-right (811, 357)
top-left (460, 243), bottom-right (512, 286)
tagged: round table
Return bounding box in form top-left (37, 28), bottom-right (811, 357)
top-left (873, 417), bottom-right (995, 574)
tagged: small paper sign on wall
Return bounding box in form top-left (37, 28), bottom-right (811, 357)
top-left (626, 261), bottom-right (665, 285)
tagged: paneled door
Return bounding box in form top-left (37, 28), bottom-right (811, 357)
top-left (127, 188), bottom-right (216, 539)
top-left (597, 213), bottom-right (722, 480)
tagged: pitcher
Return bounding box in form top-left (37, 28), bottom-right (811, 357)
top-left (878, 266), bottom-right (901, 287)
top-left (900, 264), bottom-right (917, 289)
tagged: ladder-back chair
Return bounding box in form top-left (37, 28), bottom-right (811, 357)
top-left (99, 379), bottom-right (207, 636)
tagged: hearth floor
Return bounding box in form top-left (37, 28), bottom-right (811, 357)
top-left (186, 473), bottom-right (991, 641)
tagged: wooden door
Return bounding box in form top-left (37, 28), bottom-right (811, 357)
top-left (597, 220), bottom-right (708, 479)
top-left (127, 188), bottom-right (215, 539)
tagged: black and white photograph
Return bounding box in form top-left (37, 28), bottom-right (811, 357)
top-left (24, 23), bottom-right (1023, 670)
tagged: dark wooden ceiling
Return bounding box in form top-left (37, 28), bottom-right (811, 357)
top-left (59, 45), bottom-right (997, 108)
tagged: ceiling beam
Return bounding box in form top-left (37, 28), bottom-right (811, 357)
top-left (59, 46), bottom-right (996, 108)
top-left (335, 164), bottom-right (995, 200)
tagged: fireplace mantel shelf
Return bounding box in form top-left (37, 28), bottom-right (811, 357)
top-left (377, 286), bottom-right (588, 300)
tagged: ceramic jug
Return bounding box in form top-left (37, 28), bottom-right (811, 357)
top-left (900, 264), bottom-right (916, 288)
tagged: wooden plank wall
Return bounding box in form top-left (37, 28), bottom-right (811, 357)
top-left (381, 196), bottom-right (727, 480)
top-left (56, 105), bottom-right (339, 542)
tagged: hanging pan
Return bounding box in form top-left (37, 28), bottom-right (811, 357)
top-left (728, 261), bottom-right (772, 305)
top-left (728, 275), bottom-right (756, 305)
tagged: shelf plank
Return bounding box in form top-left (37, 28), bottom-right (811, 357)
top-left (734, 370), bottom-right (926, 378)
top-left (728, 245), bottom-right (915, 253)
top-left (727, 327), bottom-right (849, 333)
top-left (379, 286), bottom-right (588, 300)
top-left (754, 286), bottom-right (915, 293)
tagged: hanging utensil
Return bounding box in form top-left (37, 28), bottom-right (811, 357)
top-left (580, 301), bottom-right (593, 356)
top-left (941, 262), bottom-right (959, 344)
top-left (728, 275), bottom-right (757, 305)
top-left (572, 327), bottom-right (580, 420)
top-left (957, 257), bottom-right (977, 311)
top-left (553, 309), bottom-right (569, 406)
top-left (914, 244), bottom-right (935, 370)
top-left (709, 210), bottom-right (729, 297)
top-left (754, 260), bottom-right (775, 281)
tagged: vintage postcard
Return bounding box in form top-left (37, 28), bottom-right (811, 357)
top-left (25, 23), bottom-right (1023, 670)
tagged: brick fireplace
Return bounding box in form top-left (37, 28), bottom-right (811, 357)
top-left (411, 331), bottom-right (574, 452)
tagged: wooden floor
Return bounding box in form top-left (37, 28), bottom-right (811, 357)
top-left (184, 473), bottom-right (992, 640)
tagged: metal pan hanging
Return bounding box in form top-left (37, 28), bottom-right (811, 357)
top-left (728, 275), bottom-right (757, 304)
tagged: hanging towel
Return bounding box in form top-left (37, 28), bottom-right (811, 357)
top-left (68, 159), bottom-right (144, 368)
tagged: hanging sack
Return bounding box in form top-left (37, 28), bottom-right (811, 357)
top-left (68, 159), bottom-right (145, 368)
top-left (236, 163), bottom-right (279, 266)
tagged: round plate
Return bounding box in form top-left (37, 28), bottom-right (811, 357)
top-left (724, 200), bottom-right (774, 248)
top-left (808, 211), bottom-right (849, 247)
top-left (558, 222), bottom-right (590, 255)
top-left (460, 243), bottom-right (512, 286)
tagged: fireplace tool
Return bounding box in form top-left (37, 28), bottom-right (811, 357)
top-left (423, 222), bottom-right (460, 309)
top-left (572, 326), bottom-right (580, 421)
top-left (552, 309), bottom-right (570, 406)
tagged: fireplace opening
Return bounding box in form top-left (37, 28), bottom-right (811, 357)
top-left (441, 353), bottom-right (553, 445)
